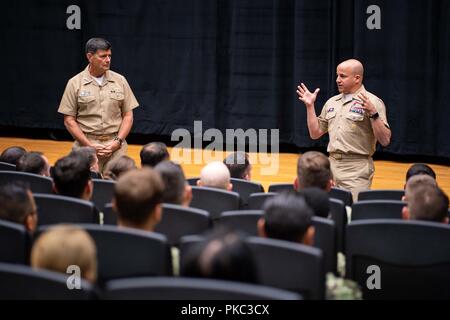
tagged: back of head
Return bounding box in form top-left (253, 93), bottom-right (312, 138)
top-left (154, 160), bottom-right (187, 205)
top-left (299, 187), bottom-right (330, 218)
top-left (406, 163), bottom-right (436, 182)
top-left (114, 168), bottom-right (164, 227)
top-left (85, 37), bottom-right (111, 54)
top-left (407, 184), bottom-right (449, 223)
top-left (297, 151), bottom-right (332, 190)
top-left (140, 142), bottom-right (170, 167)
top-left (199, 161), bottom-right (231, 190)
top-left (223, 152), bottom-right (251, 180)
top-left (0, 183), bottom-right (35, 227)
top-left (182, 228), bottom-right (257, 284)
top-left (0, 146), bottom-right (27, 165)
top-left (70, 147), bottom-right (99, 172)
top-left (31, 225), bottom-right (97, 283)
top-left (262, 192), bottom-right (313, 243)
top-left (103, 155), bottom-right (137, 180)
top-left (53, 154), bottom-right (91, 198)
top-left (16, 152), bottom-right (49, 176)
top-left (404, 174), bottom-right (437, 201)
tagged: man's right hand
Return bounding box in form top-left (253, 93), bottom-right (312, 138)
top-left (92, 143), bottom-right (109, 158)
top-left (297, 83), bottom-right (320, 107)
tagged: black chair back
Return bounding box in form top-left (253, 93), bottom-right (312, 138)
top-left (0, 171), bottom-right (53, 194)
top-left (0, 220), bottom-right (30, 264)
top-left (190, 186), bottom-right (240, 220)
top-left (357, 189), bottom-right (404, 201)
top-left (351, 200), bottom-right (405, 221)
top-left (230, 178), bottom-right (264, 208)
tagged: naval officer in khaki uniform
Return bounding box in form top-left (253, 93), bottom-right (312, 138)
top-left (58, 38), bottom-right (139, 173)
top-left (296, 59), bottom-right (391, 201)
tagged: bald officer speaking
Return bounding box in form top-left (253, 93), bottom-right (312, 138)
top-left (297, 59), bottom-right (391, 201)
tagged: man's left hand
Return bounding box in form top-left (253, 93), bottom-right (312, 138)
top-left (100, 140), bottom-right (121, 158)
top-left (357, 92), bottom-right (377, 115)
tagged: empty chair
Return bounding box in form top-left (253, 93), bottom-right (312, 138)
top-left (351, 200), bottom-right (405, 221)
top-left (102, 203), bottom-right (117, 225)
top-left (268, 183), bottom-right (295, 193)
top-left (91, 179), bottom-right (116, 210)
top-left (39, 224), bottom-right (172, 285)
top-left (357, 189), bottom-right (404, 201)
top-left (329, 198), bottom-right (347, 253)
top-left (187, 177), bottom-right (199, 186)
top-left (329, 187), bottom-right (353, 207)
top-left (34, 193), bottom-right (98, 226)
top-left (0, 162), bottom-right (16, 171)
top-left (0, 171), bottom-right (53, 194)
top-left (154, 204), bottom-right (210, 247)
top-left (190, 186), bottom-right (240, 220)
top-left (216, 210), bottom-right (263, 236)
top-left (0, 220), bottom-right (30, 264)
top-left (312, 217), bottom-right (337, 275)
top-left (346, 219), bottom-right (450, 299)
top-left (248, 192), bottom-right (277, 210)
top-left (0, 262), bottom-right (95, 299)
top-left (104, 276), bottom-right (302, 300)
top-left (230, 178), bottom-right (264, 208)
top-left (246, 237), bottom-right (324, 300)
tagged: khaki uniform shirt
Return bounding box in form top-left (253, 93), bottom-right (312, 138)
top-left (318, 85), bottom-right (389, 156)
top-left (58, 66), bottom-right (139, 135)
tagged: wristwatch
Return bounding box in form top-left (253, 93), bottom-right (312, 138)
top-left (114, 136), bottom-right (124, 146)
top-left (369, 112), bottom-right (379, 120)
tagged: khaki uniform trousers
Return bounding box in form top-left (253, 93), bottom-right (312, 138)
top-left (329, 153), bottom-right (375, 202)
top-left (73, 133), bottom-right (128, 174)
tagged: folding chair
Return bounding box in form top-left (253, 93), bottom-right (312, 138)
top-left (248, 192), bottom-right (277, 210)
top-left (190, 186), bottom-right (240, 220)
top-left (351, 200), bottom-right (405, 221)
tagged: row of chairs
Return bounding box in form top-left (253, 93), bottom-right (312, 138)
top-left (0, 262), bottom-right (302, 300)
top-left (3, 219), bottom-right (450, 299)
top-left (0, 221), bottom-right (324, 298)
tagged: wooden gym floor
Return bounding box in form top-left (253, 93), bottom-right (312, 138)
top-left (1, 137), bottom-right (449, 196)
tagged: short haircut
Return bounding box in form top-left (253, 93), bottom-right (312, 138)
top-left (154, 161), bottom-right (187, 205)
top-left (140, 142), bottom-right (170, 167)
top-left (298, 187), bottom-right (330, 218)
top-left (407, 184), bottom-right (449, 223)
top-left (70, 147), bottom-right (97, 169)
top-left (404, 174), bottom-right (437, 200)
top-left (0, 146), bottom-right (27, 165)
top-left (262, 192), bottom-right (313, 243)
top-left (223, 152), bottom-right (251, 179)
top-left (181, 228), bottom-right (257, 284)
top-left (53, 154), bottom-right (91, 198)
top-left (85, 38), bottom-right (111, 54)
top-left (114, 168), bottom-right (164, 225)
top-left (406, 163), bottom-right (436, 182)
top-left (16, 152), bottom-right (48, 175)
top-left (31, 225), bottom-right (97, 282)
top-left (297, 151), bottom-right (331, 190)
top-left (103, 155), bottom-right (137, 181)
top-left (200, 161), bottom-right (231, 190)
top-left (0, 183), bottom-right (34, 224)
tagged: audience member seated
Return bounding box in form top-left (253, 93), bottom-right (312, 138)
top-left (154, 160), bottom-right (192, 207)
top-left (181, 227), bottom-right (258, 284)
top-left (103, 155), bottom-right (137, 181)
top-left (70, 146), bottom-right (102, 179)
top-left (295, 151), bottom-right (334, 192)
top-left (140, 142), bottom-right (170, 168)
top-left (402, 174), bottom-right (437, 202)
top-left (52, 153), bottom-right (93, 201)
top-left (112, 168), bottom-right (181, 273)
top-left (402, 178), bottom-right (449, 224)
top-left (0, 183), bottom-right (38, 233)
top-left (257, 193), bottom-right (361, 300)
top-left (223, 152), bottom-right (252, 180)
top-left (197, 161), bottom-right (232, 191)
top-left (31, 225), bottom-right (97, 283)
top-left (299, 187), bottom-right (331, 218)
top-left (16, 151), bottom-right (50, 177)
top-left (0, 146), bottom-right (27, 165)
top-left (405, 163), bottom-right (436, 183)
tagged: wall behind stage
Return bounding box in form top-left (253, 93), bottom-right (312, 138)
top-left (1, 0), bottom-right (449, 158)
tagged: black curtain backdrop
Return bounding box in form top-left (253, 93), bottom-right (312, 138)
top-left (1, 0), bottom-right (449, 158)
